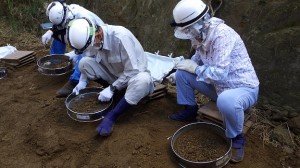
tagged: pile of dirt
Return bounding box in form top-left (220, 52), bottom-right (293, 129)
top-left (0, 17), bottom-right (299, 167)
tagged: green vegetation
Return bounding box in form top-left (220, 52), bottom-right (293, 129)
top-left (4, 0), bottom-right (46, 32)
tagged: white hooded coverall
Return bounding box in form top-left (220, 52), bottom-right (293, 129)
top-left (79, 25), bottom-right (154, 105)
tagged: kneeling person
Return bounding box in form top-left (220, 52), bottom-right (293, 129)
top-left (67, 18), bottom-right (154, 136)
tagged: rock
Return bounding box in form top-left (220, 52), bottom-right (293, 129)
top-left (270, 113), bottom-right (288, 122)
top-left (271, 125), bottom-right (295, 147)
top-left (282, 145), bottom-right (294, 154)
top-left (288, 116), bottom-right (300, 135)
top-left (281, 111), bottom-right (289, 118)
top-left (288, 111), bottom-right (299, 118)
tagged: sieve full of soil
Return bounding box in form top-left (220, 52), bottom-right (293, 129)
top-left (174, 127), bottom-right (229, 162)
top-left (69, 93), bottom-right (110, 113)
top-left (43, 60), bottom-right (70, 68)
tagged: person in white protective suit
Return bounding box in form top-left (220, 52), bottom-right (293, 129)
top-left (67, 18), bottom-right (154, 136)
top-left (41, 0), bottom-right (105, 98)
top-left (169, 0), bottom-right (260, 163)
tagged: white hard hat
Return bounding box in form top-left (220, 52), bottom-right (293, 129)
top-left (46, 1), bottom-right (67, 26)
top-left (171, 0), bottom-right (208, 39)
top-left (67, 18), bottom-right (96, 54)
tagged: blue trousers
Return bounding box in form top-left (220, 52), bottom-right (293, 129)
top-left (50, 38), bottom-right (81, 83)
top-left (176, 70), bottom-right (259, 138)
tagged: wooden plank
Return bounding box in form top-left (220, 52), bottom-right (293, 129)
top-left (197, 117), bottom-right (223, 126)
top-left (148, 93), bottom-right (166, 100)
top-left (153, 82), bottom-right (167, 92)
top-left (199, 115), bottom-right (224, 126)
top-left (16, 58), bottom-right (36, 67)
top-left (1, 51), bottom-right (35, 63)
top-left (198, 101), bottom-right (223, 121)
top-left (148, 89), bottom-right (166, 98)
top-left (3, 57), bottom-right (36, 66)
top-left (198, 101), bottom-right (255, 134)
top-left (19, 52), bottom-right (36, 62)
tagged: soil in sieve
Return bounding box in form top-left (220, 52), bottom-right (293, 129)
top-left (42, 60), bottom-right (70, 69)
top-left (174, 127), bottom-right (229, 162)
top-left (70, 93), bottom-right (111, 113)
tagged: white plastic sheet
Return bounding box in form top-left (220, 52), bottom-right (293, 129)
top-left (145, 52), bottom-right (183, 83)
top-left (0, 45), bottom-right (17, 59)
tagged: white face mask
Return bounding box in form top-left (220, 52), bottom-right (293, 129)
top-left (191, 37), bottom-right (203, 50)
top-left (93, 41), bottom-right (103, 51)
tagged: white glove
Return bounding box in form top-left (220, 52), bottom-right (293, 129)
top-left (65, 51), bottom-right (78, 65)
top-left (41, 30), bottom-right (53, 45)
top-left (166, 72), bottom-right (176, 85)
top-left (175, 59), bottom-right (199, 74)
top-left (72, 81), bottom-right (87, 95)
top-left (98, 86), bottom-right (114, 102)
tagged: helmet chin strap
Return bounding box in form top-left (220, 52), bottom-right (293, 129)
top-left (64, 7), bottom-right (75, 26)
top-left (57, 2), bottom-right (67, 27)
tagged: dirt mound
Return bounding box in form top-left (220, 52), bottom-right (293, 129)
top-left (0, 17), bottom-right (298, 167)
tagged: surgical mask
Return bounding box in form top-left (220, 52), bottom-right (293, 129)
top-left (94, 41), bottom-right (103, 50)
top-left (191, 37), bottom-right (203, 50)
top-left (174, 13), bottom-right (211, 40)
top-left (189, 13), bottom-right (210, 38)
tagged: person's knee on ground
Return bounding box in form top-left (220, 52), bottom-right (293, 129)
top-left (56, 80), bottom-right (77, 98)
top-left (56, 56), bottom-right (83, 98)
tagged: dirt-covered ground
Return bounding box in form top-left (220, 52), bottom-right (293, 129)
top-left (0, 18), bottom-right (298, 168)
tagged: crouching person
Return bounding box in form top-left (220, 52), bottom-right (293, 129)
top-left (67, 18), bottom-right (154, 136)
top-left (169, 0), bottom-right (260, 163)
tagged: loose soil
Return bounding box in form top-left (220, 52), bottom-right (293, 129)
top-left (0, 18), bottom-right (297, 168)
top-left (174, 127), bottom-right (229, 162)
top-left (42, 60), bottom-right (70, 69)
top-left (70, 93), bottom-right (111, 113)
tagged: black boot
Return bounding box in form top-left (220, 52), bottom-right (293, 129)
top-left (169, 105), bottom-right (198, 122)
top-left (56, 80), bottom-right (77, 98)
top-left (96, 97), bottom-right (131, 136)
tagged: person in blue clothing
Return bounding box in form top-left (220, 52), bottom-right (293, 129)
top-left (41, 0), bottom-right (105, 97)
top-left (169, 0), bottom-right (260, 163)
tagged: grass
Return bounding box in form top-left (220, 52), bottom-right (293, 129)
top-left (250, 108), bottom-right (299, 149)
top-left (4, 0), bottom-right (47, 32)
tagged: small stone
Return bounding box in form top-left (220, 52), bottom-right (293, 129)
top-left (288, 111), bottom-right (299, 118)
top-left (282, 145), bottom-right (294, 154)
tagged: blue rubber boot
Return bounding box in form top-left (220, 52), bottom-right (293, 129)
top-left (231, 133), bottom-right (246, 163)
top-left (96, 97), bottom-right (131, 136)
top-left (169, 105), bottom-right (198, 122)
